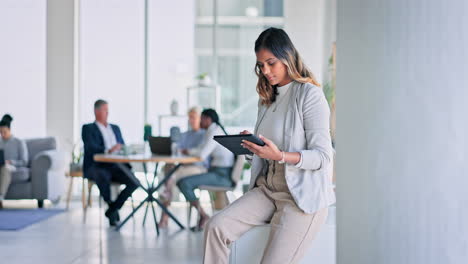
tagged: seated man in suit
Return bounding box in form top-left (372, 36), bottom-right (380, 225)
top-left (82, 99), bottom-right (138, 226)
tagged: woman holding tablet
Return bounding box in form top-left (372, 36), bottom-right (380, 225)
top-left (203, 28), bottom-right (335, 264)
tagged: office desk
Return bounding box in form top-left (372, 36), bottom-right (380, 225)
top-left (94, 154), bottom-right (201, 234)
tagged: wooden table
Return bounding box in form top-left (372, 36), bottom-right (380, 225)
top-left (94, 154), bottom-right (201, 234)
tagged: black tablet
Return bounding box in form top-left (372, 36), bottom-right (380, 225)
top-left (213, 134), bottom-right (265, 155)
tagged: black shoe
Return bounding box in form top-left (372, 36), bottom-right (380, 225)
top-left (190, 226), bottom-right (203, 232)
top-left (115, 211), bottom-right (120, 222)
top-left (105, 208), bottom-right (118, 226)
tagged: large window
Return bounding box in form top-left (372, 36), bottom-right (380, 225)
top-left (195, 0), bottom-right (284, 130)
top-left (80, 1), bottom-right (195, 141)
top-left (79, 0), bottom-right (285, 140)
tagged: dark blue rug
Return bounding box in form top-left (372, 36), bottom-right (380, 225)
top-left (0, 209), bottom-right (65, 231)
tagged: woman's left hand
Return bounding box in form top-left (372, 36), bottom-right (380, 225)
top-left (241, 135), bottom-right (282, 161)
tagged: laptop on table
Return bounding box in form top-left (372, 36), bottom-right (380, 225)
top-left (148, 136), bottom-right (172, 156)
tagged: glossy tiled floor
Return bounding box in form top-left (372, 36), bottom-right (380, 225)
top-left (0, 200), bottom-right (204, 264)
top-left (0, 199), bottom-right (336, 264)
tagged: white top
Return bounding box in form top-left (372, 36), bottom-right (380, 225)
top-left (257, 81), bottom-right (293, 150)
top-left (256, 82), bottom-right (303, 167)
top-left (188, 123), bottom-right (234, 168)
top-left (95, 121), bottom-right (117, 152)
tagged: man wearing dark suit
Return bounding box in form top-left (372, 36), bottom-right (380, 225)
top-left (82, 99), bottom-right (138, 226)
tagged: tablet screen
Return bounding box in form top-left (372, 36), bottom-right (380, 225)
top-left (213, 134), bottom-right (265, 155)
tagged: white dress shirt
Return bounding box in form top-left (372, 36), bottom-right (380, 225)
top-left (95, 121), bottom-right (118, 152)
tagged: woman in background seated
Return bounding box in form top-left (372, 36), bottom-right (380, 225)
top-left (158, 106), bottom-right (208, 228)
top-left (177, 109), bottom-right (234, 231)
top-left (0, 114), bottom-right (28, 208)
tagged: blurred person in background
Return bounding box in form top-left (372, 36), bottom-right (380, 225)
top-left (158, 106), bottom-right (208, 228)
top-left (0, 114), bottom-right (28, 209)
top-left (82, 99), bottom-right (138, 226)
top-left (177, 108), bottom-right (235, 231)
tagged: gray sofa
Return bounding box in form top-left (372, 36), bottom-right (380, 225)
top-left (5, 137), bottom-right (66, 208)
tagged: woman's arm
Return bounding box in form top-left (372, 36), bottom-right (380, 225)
top-left (10, 139), bottom-right (28, 167)
top-left (241, 135), bottom-right (301, 165)
top-left (187, 126), bottom-right (217, 160)
top-left (295, 86), bottom-right (333, 170)
top-left (241, 86), bottom-right (332, 169)
top-left (281, 151), bottom-right (301, 165)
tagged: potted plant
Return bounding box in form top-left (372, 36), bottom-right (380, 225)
top-left (143, 123), bottom-right (152, 142)
top-left (197, 73), bottom-right (212, 87)
top-left (70, 142), bottom-right (83, 173)
top-left (323, 42), bottom-right (336, 145)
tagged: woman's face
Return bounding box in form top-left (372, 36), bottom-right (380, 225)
top-left (256, 48), bottom-right (291, 87)
top-left (0, 126), bottom-right (11, 140)
top-left (200, 115), bottom-right (212, 129)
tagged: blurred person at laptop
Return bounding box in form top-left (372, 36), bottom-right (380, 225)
top-left (0, 114), bottom-right (28, 209)
top-left (82, 99), bottom-right (138, 226)
top-left (158, 106), bottom-right (208, 228)
top-left (176, 108), bottom-right (235, 231)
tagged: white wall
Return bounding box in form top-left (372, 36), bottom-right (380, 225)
top-left (0, 0), bottom-right (47, 139)
top-left (47, 0), bottom-right (77, 152)
top-left (337, 0), bottom-right (468, 263)
top-left (147, 0), bottom-right (195, 134)
top-left (284, 0), bottom-right (325, 83)
top-left (79, 0), bottom-right (145, 144)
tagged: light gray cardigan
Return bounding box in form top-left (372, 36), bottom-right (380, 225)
top-left (0, 136), bottom-right (28, 167)
top-left (249, 81), bottom-right (336, 214)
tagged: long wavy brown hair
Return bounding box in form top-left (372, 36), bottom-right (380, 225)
top-left (254, 28), bottom-right (320, 106)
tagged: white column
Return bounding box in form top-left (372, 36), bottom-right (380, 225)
top-left (337, 1), bottom-right (468, 263)
top-left (284, 0), bottom-right (326, 83)
top-left (46, 0), bottom-right (78, 153)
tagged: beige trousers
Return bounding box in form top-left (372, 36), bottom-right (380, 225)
top-left (203, 161), bottom-right (328, 264)
top-left (159, 164), bottom-right (207, 202)
top-left (0, 164), bottom-right (15, 200)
